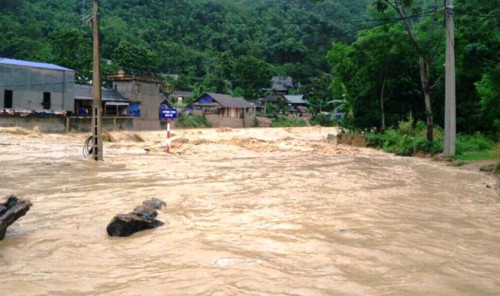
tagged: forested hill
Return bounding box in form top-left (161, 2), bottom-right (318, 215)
top-left (0, 0), bottom-right (370, 83)
top-left (1, 0), bottom-right (499, 137)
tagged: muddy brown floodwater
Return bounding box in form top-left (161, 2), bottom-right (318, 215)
top-left (0, 127), bottom-right (499, 295)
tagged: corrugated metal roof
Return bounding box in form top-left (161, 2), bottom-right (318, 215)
top-left (0, 58), bottom-right (73, 71)
top-left (74, 84), bottom-right (126, 101)
top-left (204, 93), bottom-right (254, 108)
top-left (173, 90), bottom-right (193, 97)
top-left (284, 95), bottom-right (307, 105)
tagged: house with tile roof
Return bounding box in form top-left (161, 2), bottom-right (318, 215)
top-left (191, 93), bottom-right (256, 128)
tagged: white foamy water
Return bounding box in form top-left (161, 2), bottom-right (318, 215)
top-left (0, 128), bottom-right (499, 295)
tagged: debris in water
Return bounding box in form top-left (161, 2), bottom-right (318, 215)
top-left (106, 198), bottom-right (166, 237)
top-left (0, 195), bottom-right (32, 240)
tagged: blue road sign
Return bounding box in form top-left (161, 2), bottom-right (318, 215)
top-left (161, 108), bottom-right (177, 120)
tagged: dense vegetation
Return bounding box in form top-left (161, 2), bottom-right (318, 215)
top-left (364, 114), bottom-right (498, 164)
top-left (327, 0), bottom-right (499, 141)
top-left (0, 0), bottom-right (498, 139)
top-left (0, 0), bottom-right (368, 88)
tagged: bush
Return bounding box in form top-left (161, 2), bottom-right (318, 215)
top-left (456, 133), bottom-right (495, 154)
top-left (310, 113), bottom-right (337, 127)
top-left (175, 113), bottom-right (212, 128)
top-left (365, 115), bottom-right (443, 156)
top-left (271, 115), bottom-right (307, 127)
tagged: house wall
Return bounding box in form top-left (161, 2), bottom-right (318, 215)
top-left (67, 117), bottom-right (134, 132)
top-left (0, 64), bottom-right (74, 111)
top-left (204, 115), bottom-right (246, 128)
top-left (0, 116), bottom-right (134, 133)
top-left (113, 80), bottom-right (161, 130)
top-left (0, 116), bottom-right (68, 133)
top-left (193, 106), bottom-right (256, 128)
top-left (204, 110), bottom-right (256, 128)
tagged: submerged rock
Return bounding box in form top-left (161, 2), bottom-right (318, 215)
top-left (0, 195), bottom-right (32, 240)
top-left (107, 198), bottom-right (166, 237)
top-left (142, 197), bottom-right (167, 210)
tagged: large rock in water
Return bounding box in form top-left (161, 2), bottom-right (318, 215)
top-left (0, 195), bottom-right (32, 240)
top-left (106, 198), bottom-right (166, 237)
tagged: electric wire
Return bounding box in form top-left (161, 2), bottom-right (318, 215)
top-left (83, 135), bottom-right (93, 158)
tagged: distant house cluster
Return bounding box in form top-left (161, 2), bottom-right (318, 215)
top-left (0, 58), bottom-right (309, 131)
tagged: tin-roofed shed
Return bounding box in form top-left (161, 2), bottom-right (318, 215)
top-left (0, 58), bottom-right (74, 112)
top-left (74, 84), bottom-right (132, 117)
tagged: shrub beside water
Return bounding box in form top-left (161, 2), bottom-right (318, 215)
top-left (366, 115), bottom-right (498, 158)
top-left (366, 116), bottom-right (443, 156)
top-left (175, 114), bottom-right (212, 128)
top-left (456, 133), bottom-right (495, 154)
top-left (271, 115), bottom-right (307, 127)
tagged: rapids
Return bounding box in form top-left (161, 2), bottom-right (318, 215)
top-left (0, 127), bottom-right (498, 295)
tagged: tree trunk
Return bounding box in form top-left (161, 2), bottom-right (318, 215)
top-left (419, 55), bottom-right (434, 141)
top-left (380, 58), bottom-right (390, 133)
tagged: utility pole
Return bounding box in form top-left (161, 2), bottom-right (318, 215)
top-left (91, 0), bottom-right (103, 160)
top-left (444, 0), bottom-right (456, 156)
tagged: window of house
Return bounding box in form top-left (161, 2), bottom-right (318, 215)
top-left (203, 107), bottom-right (219, 115)
top-left (42, 92), bottom-right (51, 110)
top-left (4, 90), bottom-right (13, 108)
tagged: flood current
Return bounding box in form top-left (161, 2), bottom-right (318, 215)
top-left (0, 130), bottom-right (499, 295)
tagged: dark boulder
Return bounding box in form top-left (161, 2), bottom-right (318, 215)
top-left (107, 198), bottom-right (166, 237)
top-left (0, 195), bottom-right (32, 240)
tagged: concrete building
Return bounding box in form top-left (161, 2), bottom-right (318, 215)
top-left (0, 58), bottom-right (74, 112)
top-left (108, 69), bottom-right (163, 130)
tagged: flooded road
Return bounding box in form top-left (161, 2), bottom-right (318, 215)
top-left (0, 127), bottom-right (499, 295)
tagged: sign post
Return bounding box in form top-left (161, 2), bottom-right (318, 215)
top-left (166, 118), bottom-right (171, 153)
top-left (160, 108), bottom-right (177, 153)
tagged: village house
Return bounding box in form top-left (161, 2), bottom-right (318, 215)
top-left (258, 94), bottom-right (309, 117)
top-left (261, 76), bottom-right (295, 95)
top-left (108, 69), bottom-right (164, 130)
top-left (171, 90), bottom-right (193, 104)
top-left (0, 58), bottom-right (74, 113)
top-left (284, 94), bottom-right (310, 118)
top-left (74, 84), bottom-right (131, 117)
top-left (190, 92), bottom-right (256, 128)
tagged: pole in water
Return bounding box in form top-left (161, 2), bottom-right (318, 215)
top-left (91, 0), bottom-right (103, 161)
top-left (165, 119), bottom-right (171, 153)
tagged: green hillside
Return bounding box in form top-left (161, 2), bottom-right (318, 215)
top-left (0, 0), bottom-right (498, 138)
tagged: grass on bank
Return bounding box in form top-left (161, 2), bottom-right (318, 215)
top-left (271, 115), bottom-right (308, 127)
top-left (363, 115), bottom-right (498, 167)
top-left (175, 114), bottom-right (212, 128)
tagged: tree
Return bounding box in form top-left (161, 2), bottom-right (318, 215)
top-left (454, 0), bottom-right (500, 135)
top-left (374, 0), bottom-right (444, 141)
top-left (233, 56), bottom-right (271, 100)
top-left (51, 28), bottom-right (92, 83)
top-left (475, 63), bottom-right (500, 138)
top-left (304, 73), bottom-right (334, 116)
top-left (111, 41), bottom-right (158, 75)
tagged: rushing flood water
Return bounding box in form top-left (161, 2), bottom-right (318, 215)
top-left (0, 128), bottom-right (499, 295)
